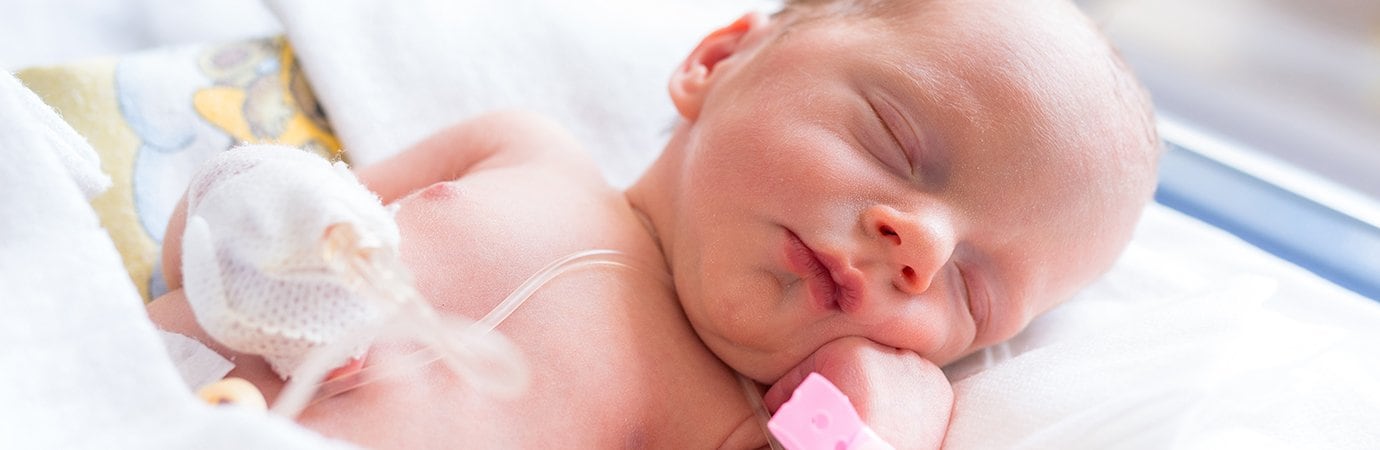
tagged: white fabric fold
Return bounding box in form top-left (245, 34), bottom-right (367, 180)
top-left (267, 0), bottom-right (778, 186)
top-left (0, 72), bottom-right (111, 199)
top-left (0, 70), bottom-right (354, 450)
top-left (159, 330), bottom-right (236, 391)
top-left (944, 205), bottom-right (1380, 449)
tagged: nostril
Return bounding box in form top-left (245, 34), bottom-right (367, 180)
top-left (901, 266), bottom-right (916, 285)
top-left (879, 224), bottom-right (900, 245)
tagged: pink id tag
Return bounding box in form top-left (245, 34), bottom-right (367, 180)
top-left (767, 372), bottom-right (894, 450)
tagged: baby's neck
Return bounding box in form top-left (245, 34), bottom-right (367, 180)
top-left (622, 181), bottom-right (675, 286)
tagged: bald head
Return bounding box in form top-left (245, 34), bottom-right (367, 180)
top-left (776, 0), bottom-right (1161, 264)
top-left (775, 0), bottom-right (1161, 176)
top-left (630, 0), bottom-right (1166, 376)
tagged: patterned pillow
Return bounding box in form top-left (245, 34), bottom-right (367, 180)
top-left (16, 36), bottom-right (345, 303)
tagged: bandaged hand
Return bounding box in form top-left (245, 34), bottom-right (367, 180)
top-left (180, 145), bottom-right (400, 380)
top-left (763, 336), bottom-right (953, 450)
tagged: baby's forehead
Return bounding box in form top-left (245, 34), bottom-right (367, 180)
top-left (781, 0), bottom-right (1151, 166)
top-left (849, 3), bottom-right (1155, 222)
top-left (881, 0), bottom-right (1106, 68)
top-left (881, 1), bottom-right (1137, 141)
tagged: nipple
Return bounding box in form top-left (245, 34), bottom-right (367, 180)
top-left (178, 146), bottom-right (673, 420)
top-left (270, 219), bottom-right (530, 418)
top-left (177, 146), bottom-right (530, 419)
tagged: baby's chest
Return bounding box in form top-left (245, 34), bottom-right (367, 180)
top-left (391, 173), bottom-right (652, 323)
top-left (497, 279), bottom-right (752, 445)
top-left (381, 176), bottom-right (757, 445)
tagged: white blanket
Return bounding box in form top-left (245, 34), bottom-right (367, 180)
top-left (268, 0), bottom-right (777, 187)
top-left (943, 208), bottom-right (1380, 448)
top-left (0, 71), bottom-right (355, 450)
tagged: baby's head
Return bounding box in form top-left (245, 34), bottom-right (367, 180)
top-left (627, 0), bottom-right (1159, 383)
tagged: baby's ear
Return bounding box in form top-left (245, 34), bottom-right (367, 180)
top-left (669, 12), bottom-right (770, 122)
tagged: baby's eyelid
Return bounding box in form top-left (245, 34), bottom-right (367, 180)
top-left (873, 98), bottom-right (919, 179)
top-left (957, 262), bottom-right (985, 336)
top-left (866, 100), bottom-right (912, 178)
top-left (881, 114), bottom-right (914, 176)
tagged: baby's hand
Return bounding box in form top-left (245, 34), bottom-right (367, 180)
top-left (763, 337), bottom-right (953, 450)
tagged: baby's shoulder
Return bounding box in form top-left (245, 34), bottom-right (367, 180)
top-left (461, 110), bottom-right (604, 185)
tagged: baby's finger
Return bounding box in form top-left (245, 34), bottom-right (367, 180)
top-left (762, 354), bottom-right (818, 412)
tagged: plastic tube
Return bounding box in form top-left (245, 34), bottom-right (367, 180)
top-left (271, 248), bottom-right (664, 417)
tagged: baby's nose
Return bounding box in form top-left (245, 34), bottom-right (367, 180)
top-left (861, 205), bottom-right (955, 296)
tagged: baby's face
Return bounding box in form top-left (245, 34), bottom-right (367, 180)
top-left (646, 0), bottom-right (1156, 383)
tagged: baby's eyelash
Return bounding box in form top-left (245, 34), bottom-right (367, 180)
top-left (882, 116), bottom-right (914, 178)
top-left (866, 100), bottom-right (913, 177)
top-left (870, 97), bottom-right (918, 179)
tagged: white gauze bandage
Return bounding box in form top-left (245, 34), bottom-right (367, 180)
top-left (180, 145), bottom-right (400, 380)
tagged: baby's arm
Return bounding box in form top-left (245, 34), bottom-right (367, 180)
top-left (161, 110), bottom-right (590, 291)
top-left (763, 337), bottom-right (954, 450)
top-left (354, 110), bottom-right (592, 204)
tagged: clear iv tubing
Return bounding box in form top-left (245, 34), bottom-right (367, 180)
top-left (271, 248), bottom-right (668, 418)
top-left (474, 249), bottom-right (667, 332)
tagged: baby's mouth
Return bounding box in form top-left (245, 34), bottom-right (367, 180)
top-left (783, 230), bottom-right (861, 313)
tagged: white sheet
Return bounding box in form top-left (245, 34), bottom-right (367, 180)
top-left (0, 71), bottom-right (356, 450)
top-left (0, 0), bottom-right (280, 70)
top-left (268, 0), bottom-right (778, 187)
top-left (943, 205), bottom-right (1380, 448)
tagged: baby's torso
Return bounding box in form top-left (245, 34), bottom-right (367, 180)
top-left (296, 166), bottom-right (765, 448)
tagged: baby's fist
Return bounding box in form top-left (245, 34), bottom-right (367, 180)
top-left (763, 337), bottom-right (953, 450)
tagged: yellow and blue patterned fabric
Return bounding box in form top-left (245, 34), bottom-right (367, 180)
top-left (17, 36), bottom-right (344, 302)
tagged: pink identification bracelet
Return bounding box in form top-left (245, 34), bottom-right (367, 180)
top-left (767, 372), bottom-right (894, 450)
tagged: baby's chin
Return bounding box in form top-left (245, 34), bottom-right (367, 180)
top-left (693, 327), bottom-right (801, 385)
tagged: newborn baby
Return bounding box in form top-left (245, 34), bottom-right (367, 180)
top-left (148, 0), bottom-right (1160, 447)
